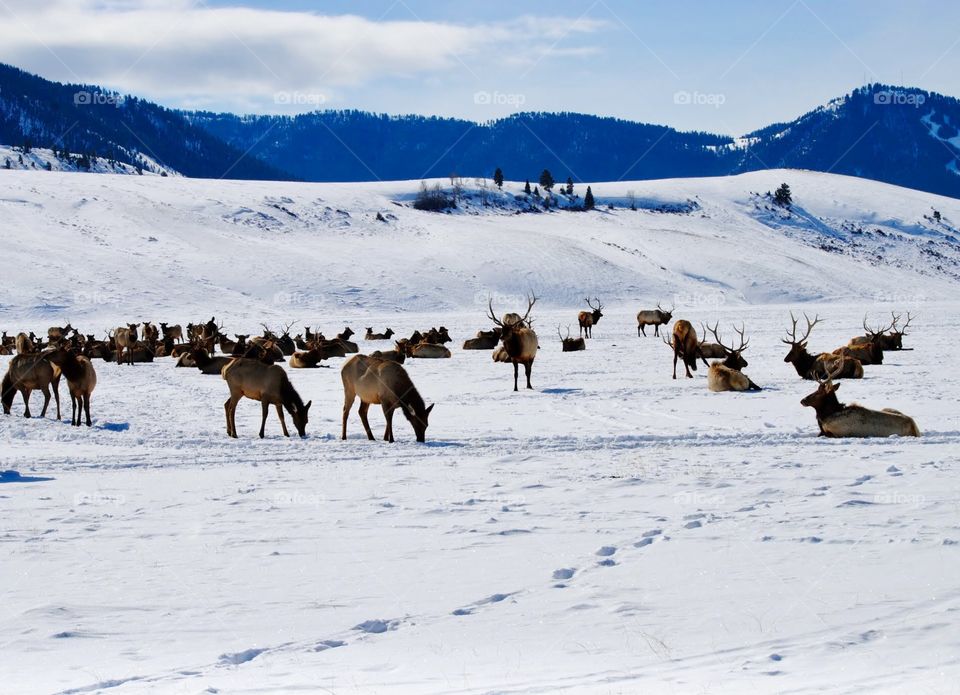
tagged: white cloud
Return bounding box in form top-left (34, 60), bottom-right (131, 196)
top-left (0, 0), bottom-right (608, 113)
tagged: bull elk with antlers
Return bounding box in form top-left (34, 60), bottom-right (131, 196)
top-left (488, 295), bottom-right (539, 391)
top-left (782, 313), bottom-right (863, 380)
top-left (834, 316), bottom-right (891, 366)
top-left (558, 325), bottom-right (585, 352)
top-left (704, 324), bottom-right (761, 392)
top-left (637, 302), bottom-right (673, 337)
top-left (850, 312), bottom-right (913, 351)
top-left (801, 362), bottom-right (919, 437)
top-left (578, 298), bottom-right (603, 338)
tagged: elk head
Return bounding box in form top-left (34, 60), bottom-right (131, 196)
top-left (657, 301), bottom-right (674, 322)
top-left (782, 312), bottom-right (821, 363)
top-left (487, 294), bottom-right (537, 341)
top-left (800, 360), bottom-right (844, 414)
top-left (707, 323), bottom-right (750, 369)
top-left (585, 297), bottom-right (604, 322)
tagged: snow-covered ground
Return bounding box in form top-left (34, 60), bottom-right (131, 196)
top-left (1, 169), bottom-right (959, 694)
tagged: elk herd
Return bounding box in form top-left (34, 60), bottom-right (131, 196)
top-left (1, 301), bottom-right (921, 441)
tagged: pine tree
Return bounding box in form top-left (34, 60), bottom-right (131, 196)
top-left (524, 180), bottom-right (531, 195)
top-left (774, 183), bottom-right (792, 207)
top-left (584, 186), bottom-right (595, 210)
top-left (533, 185), bottom-right (541, 198)
top-left (566, 177), bottom-right (574, 195)
top-left (493, 167), bottom-right (504, 189)
top-left (539, 169), bottom-right (554, 191)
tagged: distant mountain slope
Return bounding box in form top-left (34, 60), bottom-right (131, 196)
top-left (0, 63), bottom-right (287, 180)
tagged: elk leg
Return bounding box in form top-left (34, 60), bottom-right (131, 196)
top-left (359, 402), bottom-right (375, 440)
top-left (225, 397), bottom-right (238, 438)
top-left (70, 393), bottom-right (78, 426)
top-left (21, 388), bottom-right (31, 418)
top-left (83, 393), bottom-right (92, 427)
top-left (382, 404), bottom-right (394, 443)
top-left (275, 403), bottom-right (289, 437)
top-left (341, 395), bottom-right (354, 440)
top-left (117, 347), bottom-right (122, 365)
top-left (39, 386), bottom-right (51, 417)
top-left (672, 352), bottom-right (678, 380)
top-left (53, 377), bottom-right (61, 420)
top-left (513, 362), bottom-right (519, 392)
top-left (259, 400), bottom-right (269, 439)
top-left (524, 361), bottom-right (533, 390)
top-left (653, 325), bottom-right (658, 336)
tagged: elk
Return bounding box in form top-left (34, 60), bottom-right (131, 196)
top-left (2, 353), bottom-right (61, 419)
top-left (160, 322), bottom-right (183, 343)
top-left (558, 325), bottom-right (585, 352)
top-left (488, 295), bottom-right (539, 391)
top-left (289, 346), bottom-right (338, 368)
top-left (397, 338), bottom-right (451, 358)
top-left (697, 322), bottom-right (728, 359)
top-left (341, 354), bottom-right (434, 442)
top-left (577, 298), bottom-right (603, 338)
top-left (222, 358), bottom-right (311, 438)
top-left (365, 327), bottom-right (395, 341)
top-left (782, 313), bottom-right (863, 380)
top-left (370, 347), bottom-right (406, 364)
top-left (462, 327), bottom-right (501, 350)
top-left (114, 323), bottom-right (139, 365)
top-left (141, 322), bottom-right (159, 343)
top-left (834, 316), bottom-right (889, 366)
top-left (801, 364), bottom-right (919, 437)
top-left (704, 324), bottom-right (761, 392)
top-left (637, 302), bottom-right (673, 337)
top-left (47, 322), bottom-right (73, 345)
top-left (663, 320), bottom-right (709, 379)
top-left (15, 332), bottom-right (35, 354)
top-left (850, 312), bottom-right (913, 351)
top-left (420, 327), bottom-right (452, 345)
top-left (189, 348), bottom-right (235, 375)
top-left (46, 347), bottom-right (97, 426)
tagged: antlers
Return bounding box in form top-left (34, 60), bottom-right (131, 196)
top-left (816, 355), bottom-right (846, 384)
top-left (488, 293), bottom-right (537, 328)
top-left (892, 311), bottom-right (914, 335)
top-left (585, 297), bottom-right (603, 310)
top-left (782, 311), bottom-right (821, 345)
top-left (863, 313), bottom-right (896, 338)
top-left (704, 322), bottom-right (749, 354)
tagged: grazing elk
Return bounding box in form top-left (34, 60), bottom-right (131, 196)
top-left (801, 364), bottom-right (919, 437)
top-left (114, 324), bottom-right (139, 365)
top-left (782, 313), bottom-right (863, 380)
top-left (578, 298), bottom-right (604, 338)
top-left (558, 325), bottom-right (586, 352)
top-left (365, 327), bottom-right (395, 341)
top-left (663, 320), bottom-right (709, 379)
top-left (462, 327), bottom-right (501, 350)
top-left (637, 302), bottom-right (673, 337)
top-left (160, 322), bottom-right (183, 343)
top-left (222, 358), bottom-right (311, 438)
top-left (341, 354), bottom-right (434, 442)
top-left (2, 353), bottom-right (61, 419)
top-left (46, 347), bottom-right (97, 426)
top-left (704, 324), bottom-right (761, 392)
top-left (488, 295), bottom-right (539, 391)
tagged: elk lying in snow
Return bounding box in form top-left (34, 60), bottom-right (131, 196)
top-left (801, 364), bottom-right (919, 437)
top-left (578, 298), bottom-right (603, 338)
top-left (637, 302), bottom-right (673, 337)
top-left (370, 347), bottom-right (406, 364)
top-left (462, 327), bottom-right (501, 350)
top-left (289, 345), bottom-right (340, 368)
top-left (189, 348), bottom-right (235, 375)
top-left (365, 327), bottom-right (395, 341)
top-left (782, 313), bottom-right (863, 380)
top-left (222, 358), bottom-right (311, 438)
top-left (2, 353), bottom-right (61, 419)
top-left (160, 322), bottom-right (183, 343)
top-left (46, 347), bottom-right (97, 426)
top-left (663, 320), bottom-right (709, 379)
top-left (397, 339), bottom-right (451, 359)
top-left (488, 295), bottom-right (539, 391)
top-left (833, 316), bottom-right (891, 366)
top-left (850, 312), bottom-right (913, 351)
top-left (704, 324), bottom-right (761, 392)
top-left (697, 322), bottom-right (728, 359)
top-left (341, 354), bottom-right (434, 442)
top-left (114, 324), bottom-right (139, 365)
top-left (558, 325), bottom-right (585, 352)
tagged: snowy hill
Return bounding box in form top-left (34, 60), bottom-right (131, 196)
top-left (1, 168), bottom-right (957, 327)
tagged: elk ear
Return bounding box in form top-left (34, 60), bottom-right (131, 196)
top-left (830, 383), bottom-right (840, 393)
top-left (304, 400), bottom-right (312, 412)
top-left (425, 403), bottom-right (435, 416)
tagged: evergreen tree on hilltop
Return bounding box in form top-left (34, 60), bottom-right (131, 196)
top-left (493, 167), bottom-right (504, 189)
top-left (539, 169), bottom-right (554, 191)
top-left (584, 186), bottom-right (595, 210)
top-left (566, 177), bottom-right (574, 195)
top-left (774, 183), bottom-right (792, 207)
top-left (524, 180), bottom-right (531, 195)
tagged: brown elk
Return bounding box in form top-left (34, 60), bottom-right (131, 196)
top-left (289, 345), bottom-right (341, 368)
top-left (2, 353), bottom-right (61, 419)
top-left (834, 316), bottom-right (889, 365)
top-left (189, 348), bottom-right (235, 375)
top-left (577, 298), bottom-right (603, 338)
top-left (15, 332), bottom-right (35, 354)
top-left (222, 358), bottom-right (311, 438)
top-left (341, 354), bottom-right (434, 442)
top-left (47, 322), bottom-right (73, 345)
top-left (399, 339), bottom-right (451, 358)
top-left (558, 325), bottom-right (585, 352)
top-left (850, 312), bottom-right (913, 351)
top-left (782, 313), bottom-right (863, 379)
top-left (462, 327), bottom-right (501, 350)
top-left (697, 322), bottom-right (728, 359)
top-left (418, 327), bottom-right (451, 345)
top-left (637, 302), bottom-right (673, 337)
top-left (365, 327), bottom-right (395, 341)
top-left (114, 324), bottom-right (139, 365)
top-left (488, 295), bottom-right (539, 391)
top-left (370, 347), bottom-right (406, 364)
top-left (46, 347), bottom-right (97, 426)
top-left (160, 323), bottom-right (183, 343)
top-left (141, 322), bottom-right (159, 343)
top-left (704, 324), bottom-right (761, 392)
top-left (663, 320), bottom-right (709, 379)
top-left (801, 363), bottom-right (919, 437)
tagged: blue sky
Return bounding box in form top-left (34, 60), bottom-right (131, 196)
top-left (1, 0), bottom-right (958, 134)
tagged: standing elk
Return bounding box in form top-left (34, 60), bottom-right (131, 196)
top-left (488, 295), bottom-right (539, 391)
top-left (160, 323), bottom-right (183, 343)
top-left (663, 320), bottom-right (709, 379)
top-left (47, 347), bottom-right (97, 426)
top-left (637, 302), bottom-right (673, 337)
top-left (704, 324), bottom-right (761, 392)
top-left (782, 313), bottom-right (863, 379)
top-left (15, 332), bottom-right (35, 354)
top-left (558, 325), bottom-right (585, 352)
top-left (222, 358), bottom-right (311, 438)
top-left (341, 354), bottom-right (434, 442)
top-left (801, 363), bottom-right (919, 437)
top-left (141, 322), bottom-right (159, 343)
top-left (365, 327), bottom-right (395, 341)
top-left (462, 327), bottom-right (501, 350)
top-left (577, 298), bottom-right (603, 338)
top-left (2, 353), bottom-right (61, 419)
top-left (114, 323), bottom-right (139, 366)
